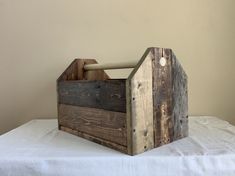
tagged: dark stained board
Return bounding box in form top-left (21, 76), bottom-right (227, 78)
top-left (58, 79), bottom-right (126, 113)
top-left (171, 51), bottom-right (188, 140)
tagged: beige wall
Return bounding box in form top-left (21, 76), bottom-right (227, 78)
top-left (0, 0), bottom-right (235, 134)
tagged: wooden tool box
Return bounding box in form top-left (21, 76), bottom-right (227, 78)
top-left (57, 47), bottom-right (188, 155)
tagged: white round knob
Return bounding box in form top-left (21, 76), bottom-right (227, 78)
top-left (160, 57), bottom-right (166, 66)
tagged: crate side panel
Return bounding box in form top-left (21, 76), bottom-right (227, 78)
top-left (58, 104), bottom-right (127, 146)
top-left (58, 80), bottom-right (126, 113)
top-left (151, 48), bottom-right (188, 147)
top-left (171, 52), bottom-right (188, 139)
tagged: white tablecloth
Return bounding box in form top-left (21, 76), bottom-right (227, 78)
top-left (0, 116), bottom-right (235, 176)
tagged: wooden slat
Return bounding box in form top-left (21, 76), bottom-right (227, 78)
top-left (126, 49), bottom-right (154, 155)
top-left (58, 104), bottom-right (127, 146)
top-left (60, 126), bottom-right (127, 153)
top-left (171, 51), bottom-right (188, 139)
top-left (151, 48), bottom-right (188, 147)
top-left (151, 48), bottom-right (164, 147)
top-left (58, 79), bottom-right (126, 113)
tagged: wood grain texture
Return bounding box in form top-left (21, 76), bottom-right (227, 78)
top-left (151, 47), bottom-right (188, 147)
top-left (60, 126), bottom-right (127, 153)
top-left (171, 51), bottom-right (188, 139)
top-left (58, 79), bottom-right (126, 112)
top-left (77, 59), bottom-right (86, 80)
top-left (126, 49), bottom-right (154, 155)
top-left (58, 104), bottom-right (127, 146)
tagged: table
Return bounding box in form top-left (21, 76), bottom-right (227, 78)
top-left (0, 116), bottom-right (235, 176)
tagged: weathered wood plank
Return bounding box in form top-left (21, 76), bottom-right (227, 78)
top-left (152, 48), bottom-right (164, 147)
top-left (151, 47), bottom-right (188, 147)
top-left (152, 48), bottom-right (173, 146)
top-left (58, 79), bottom-right (126, 113)
top-left (60, 126), bottom-right (127, 153)
top-left (126, 49), bottom-right (154, 155)
top-left (58, 104), bottom-right (127, 146)
top-left (76, 59), bottom-right (86, 80)
top-left (171, 51), bottom-right (188, 139)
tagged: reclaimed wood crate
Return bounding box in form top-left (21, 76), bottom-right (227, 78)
top-left (57, 47), bottom-right (188, 155)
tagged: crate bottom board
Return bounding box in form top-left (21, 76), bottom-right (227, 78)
top-left (59, 126), bottom-right (128, 154)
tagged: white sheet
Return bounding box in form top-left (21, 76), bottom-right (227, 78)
top-left (0, 116), bottom-right (235, 176)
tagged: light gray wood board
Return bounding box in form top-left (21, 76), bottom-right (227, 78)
top-left (126, 48), bottom-right (154, 155)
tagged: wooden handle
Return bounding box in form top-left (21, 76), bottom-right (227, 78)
top-left (84, 61), bottom-right (138, 71)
